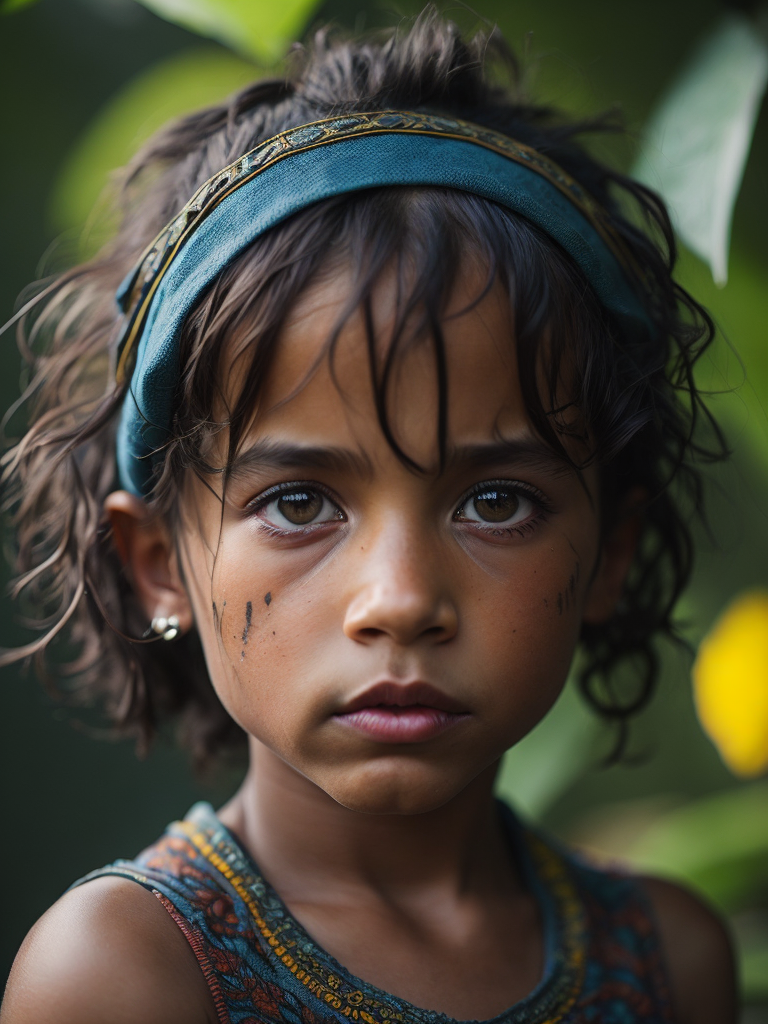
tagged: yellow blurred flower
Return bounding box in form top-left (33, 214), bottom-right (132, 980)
top-left (693, 590), bottom-right (768, 778)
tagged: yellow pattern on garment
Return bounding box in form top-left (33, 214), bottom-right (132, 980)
top-left (179, 822), bottom-right (390, 1021)
top-left (179, 817), bottom-right (587, 1023)
top-left (693, 589), bottom-right (768, 777)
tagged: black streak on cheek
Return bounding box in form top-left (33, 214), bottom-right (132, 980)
top-left (264, 592), bottom-right (272, 606)
top-left (240, 601), bottom-right (253, 661)
top-left (212, 602), bottom-right (218, 632)
top-left (556, 562), bottom-right (581, 616)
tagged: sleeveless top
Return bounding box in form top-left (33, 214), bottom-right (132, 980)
top-left (71, 802), bottom-right (674, 1024)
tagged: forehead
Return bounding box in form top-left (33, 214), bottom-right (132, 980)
top-left (249, 266), bottom-right (529, 466)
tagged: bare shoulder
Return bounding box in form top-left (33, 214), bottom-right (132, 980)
top-left (641, 875), bottom-right (738, 1024)
top-left (1, 875), bottom-right (217, 1024)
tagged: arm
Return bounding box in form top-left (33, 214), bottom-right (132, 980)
top-left (642, 876), bottom-right (739, 1024)
top-left (1, 876), bottom-right (217, 1024)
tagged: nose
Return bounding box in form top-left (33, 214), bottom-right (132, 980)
top-left (342, 522), bottom-right (458, 647)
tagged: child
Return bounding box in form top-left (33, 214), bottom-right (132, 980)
top-left (1, 11), bottom-right (737, 1024)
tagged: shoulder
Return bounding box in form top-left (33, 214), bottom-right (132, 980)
top-left (1, 875), bottom-right (217, 1024)
top-left (640, 875), bottom-right (738, 1024)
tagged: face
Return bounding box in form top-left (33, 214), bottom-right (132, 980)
top-left (145, 269), bottom-right (625, 815)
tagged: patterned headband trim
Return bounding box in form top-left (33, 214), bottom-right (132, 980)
top-left (115, 109), bottom-right (656, 496)
top-left (115, 109), bottom-right (643, 385)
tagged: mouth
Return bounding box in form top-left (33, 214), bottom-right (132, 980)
top-left (333, 681), bottom-right (471, 744)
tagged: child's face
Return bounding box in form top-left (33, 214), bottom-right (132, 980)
top-left (171, 268), bottom-right (626, 814)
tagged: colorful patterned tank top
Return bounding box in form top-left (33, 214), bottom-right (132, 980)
top-left (71, 802), bottom-right (673, 1024)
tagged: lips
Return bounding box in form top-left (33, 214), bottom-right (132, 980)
top-left (333, 681), bottom-right (470, 743)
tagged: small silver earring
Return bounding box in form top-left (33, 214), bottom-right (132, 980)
top-left (151, 614), bottom-right (180, 641)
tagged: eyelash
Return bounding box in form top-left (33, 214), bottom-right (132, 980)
top-left (453, 479), bottom-right (553, 538)
top-left (246, 481), bottom-right (345, 538)
top-left (246, 479), bottom-right (553, 539)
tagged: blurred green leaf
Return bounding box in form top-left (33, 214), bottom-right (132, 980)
top-left (679, 246), bottom-right (768, 400)
top-left (675, 245), bottom-right (768, 464)
top-left (496, 680), bottom-right (597, 819)
top-left (741, 937), bottom-right (768, 999)
top-left (634, 14), bottom-right (768, 285)
top-left (0, 0), bottom-right (38, 11)
top-left (52, 48), bottom-right (258, 240)
top-left (133, 0), bottom-right (322, 63)
top-left (626, 781), bottom-right (768, 910)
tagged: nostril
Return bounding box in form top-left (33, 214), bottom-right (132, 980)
top-left (357, 627), bottom-right (386, 641)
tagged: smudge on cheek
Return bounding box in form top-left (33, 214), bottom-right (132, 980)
top-left (554, 562), bottom-right (581, 616)
top-left (240, 600), bottom-right (252, 661)
top-left (265, 592), bottom-right (272, 606)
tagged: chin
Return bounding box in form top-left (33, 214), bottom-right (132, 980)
top-left (319, 758), bottom-right (481, 816)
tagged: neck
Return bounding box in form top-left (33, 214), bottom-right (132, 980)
top-left (217, 740), bottom-right (517, 907)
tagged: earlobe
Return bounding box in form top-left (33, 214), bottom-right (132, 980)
top-left (582, 495), bottom-right (644, 625)
top-left (104, 491), bottom-right (193, 634)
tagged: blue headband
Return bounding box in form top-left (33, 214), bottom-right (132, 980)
top-left (115, 109), bottom-right (653, 496)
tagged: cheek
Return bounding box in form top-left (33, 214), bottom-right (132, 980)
top-left (466, 544), bottom-right (586, 717)
top-left (191, 545), bottom-right (338, 728)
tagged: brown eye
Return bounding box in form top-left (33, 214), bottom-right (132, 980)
top-left (472, 489), bottom-right (520, 523)
top-left (277, 490), bottom-right (324, 525)
top-left (256, 486), bottom-right (345, 532)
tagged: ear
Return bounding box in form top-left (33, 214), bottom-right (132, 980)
top-left (581, 490), bottom-right (645, 625)
top-left (104, 491), bottom-right (194, 634)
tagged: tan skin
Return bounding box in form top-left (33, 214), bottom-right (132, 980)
top-left (2, 272), bottom-right (737, 1024)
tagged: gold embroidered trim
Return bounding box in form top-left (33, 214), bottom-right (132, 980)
top-left (115, 109), bottom-right (637, 385)
top-left (180, 816), bottom-right (587, 1024)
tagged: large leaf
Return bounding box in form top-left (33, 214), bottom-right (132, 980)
top-left (634, 14), bottom-right (768, 285)
top-left (51, 48), bottom-right (258, 239)
top-left (133, 0), bottom-right (322, 63)
top-left (625, 782), bottom-right (768, 910)
top-left (495, 680), bottom-right (597, 819)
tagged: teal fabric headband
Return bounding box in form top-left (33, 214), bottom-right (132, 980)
top-left (115, 109), bottom-right (652, 496)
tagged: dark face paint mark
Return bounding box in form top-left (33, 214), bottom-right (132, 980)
top-left (241, 602), bottom-right (253, 644)
top-left (264, 592), bottom-right (272, 606)
top-left (556, 561), bottom-right (581, 616)
top-left (240, 601), bottom-right (253, 661)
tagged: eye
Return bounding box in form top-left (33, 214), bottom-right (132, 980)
top-left (254, 485), bottom-right (345, 532)
top-left (468, 487), bottom-right (522, 523)
top-left (454, 481), bottom-right (544, 530)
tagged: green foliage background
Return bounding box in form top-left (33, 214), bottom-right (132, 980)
top-left (1, 0), bottom-right (767, 1015)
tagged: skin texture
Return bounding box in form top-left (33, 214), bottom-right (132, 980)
top-left (1, 272), bottom-right (737, 1024)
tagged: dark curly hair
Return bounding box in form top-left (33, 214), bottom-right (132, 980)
top-left (1, 8), bottom-right (726, 767)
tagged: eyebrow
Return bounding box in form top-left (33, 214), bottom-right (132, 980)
top-left (228, 435), bottom-right (572, 482)
top-left (228, 439), bottom-right (374, 481)
top-left (444, 439), bottom-right (574, 477)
